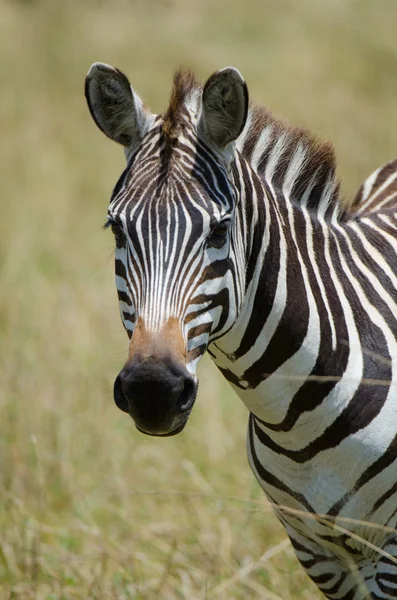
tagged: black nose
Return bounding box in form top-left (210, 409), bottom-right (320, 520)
top-left (113, 356), bottom-right (197, 435)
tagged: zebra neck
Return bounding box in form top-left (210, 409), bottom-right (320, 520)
top-left (210, 169), bottom-right (364, 434)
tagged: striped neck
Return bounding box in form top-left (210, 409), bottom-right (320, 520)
top-left (210, 156), bottom-right (363, 428)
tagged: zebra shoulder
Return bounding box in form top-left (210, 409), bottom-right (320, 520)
top-left (350, 157), bottom-right (397, 215)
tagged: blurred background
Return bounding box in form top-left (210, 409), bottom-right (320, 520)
top-left (1, 1), bottom-right (397, 598)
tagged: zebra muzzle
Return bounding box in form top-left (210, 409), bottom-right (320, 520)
top-left (113, 355), bottom-right (197, 436)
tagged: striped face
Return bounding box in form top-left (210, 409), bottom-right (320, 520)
top-left (86, 64), bottom-right (249, 435)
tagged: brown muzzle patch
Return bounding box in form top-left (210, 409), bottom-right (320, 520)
top-left (128, 317), bottom-right (186, 364)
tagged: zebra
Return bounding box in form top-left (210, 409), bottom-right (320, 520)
top-left (85, 62), bottom-right (397, 599)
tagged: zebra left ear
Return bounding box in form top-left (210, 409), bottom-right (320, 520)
top-left (199, 67), bottom-right (248, 150)
top-left (85, 63), bottom-right (153, 151)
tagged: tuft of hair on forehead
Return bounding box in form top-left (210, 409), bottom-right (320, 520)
top-left (162, 69), bottom-right (201, 140)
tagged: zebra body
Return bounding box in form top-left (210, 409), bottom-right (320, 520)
top-left (85, 63), bottom-right (397, 598)
top-left (212, 145), bottom-right (397, 598)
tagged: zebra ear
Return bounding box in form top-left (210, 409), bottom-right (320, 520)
top-left (85, 63), bottom-right (153, 150)
top-left (199, 67), bottom-right (248, 149)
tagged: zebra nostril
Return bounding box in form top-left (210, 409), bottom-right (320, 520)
top-left (113, 374), bottom-right (130, 413)
top-left (177, 377), bottom-right (197, 411)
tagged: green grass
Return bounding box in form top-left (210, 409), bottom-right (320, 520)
top-left (1, 0), bottom-right (397, 597)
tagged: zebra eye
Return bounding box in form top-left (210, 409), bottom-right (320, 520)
top-left (208, 221), bottom-right (229, 249)
top-left (106, 220), bottom-right (126, 248)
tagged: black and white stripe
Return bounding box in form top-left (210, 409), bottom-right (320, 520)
top-left (86, 64), bottom-right (397, 599)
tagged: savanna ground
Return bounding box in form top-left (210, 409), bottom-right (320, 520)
top-left (1, 1), bottom-right (397, 598)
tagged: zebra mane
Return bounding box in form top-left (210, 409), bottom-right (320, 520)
top-left (237, 105), bottom-right (343, 217)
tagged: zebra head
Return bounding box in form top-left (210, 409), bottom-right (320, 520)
top-left (85, 64), bottom-right (249, 436)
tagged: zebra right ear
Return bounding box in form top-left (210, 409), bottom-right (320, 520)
top-left (199, 67), bottom-right (249, 150)
top-left (85, 63), bottom-right (154, 150)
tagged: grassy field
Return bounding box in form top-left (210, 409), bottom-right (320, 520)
top-left (1, 1), bottom-right (397, 598)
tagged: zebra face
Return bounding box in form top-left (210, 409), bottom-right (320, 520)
top-left (86, 63), bottom-right (248, 436)
top-left (108, 173), bottom-right (237, 436)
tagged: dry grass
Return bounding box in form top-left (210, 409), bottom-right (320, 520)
top-left (1, 1), bottom-right (397, 598)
